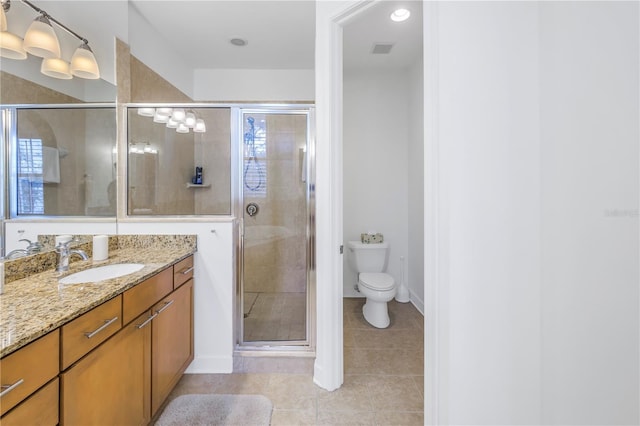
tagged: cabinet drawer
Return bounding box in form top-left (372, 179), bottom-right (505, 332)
top-left (61, 296), bottom-right (122, 370)
top-left (123, 267), bottom-right (173, 325)
top-left (173, 255), bottom-right (194, 289)
top-left (0, 378), bottom-right (59, 426)
top-left (0, 330), bottom-right (59, 416)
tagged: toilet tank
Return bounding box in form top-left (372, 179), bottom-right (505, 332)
top-left (347, 241), bottom-right (389, 273)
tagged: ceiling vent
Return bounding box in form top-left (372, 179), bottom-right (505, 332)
top-left (371, 43), bottom-right (394, 55)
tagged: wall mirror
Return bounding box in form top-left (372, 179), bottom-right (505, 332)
top-left (126, 105), bottom-right (231, 216)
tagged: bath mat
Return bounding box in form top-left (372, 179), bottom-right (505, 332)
top-left (155, 394), bottom-right (273, 426)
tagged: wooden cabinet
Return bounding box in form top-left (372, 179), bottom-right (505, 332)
top-left (1, 254), bottom-right (194, 426)
top-left (0, 378), bottom-right (59, 426)
top-left (61, 310), bottom-right (152, 426)
top-left (0, 330), bottom-right (59, 417)
top-left (59, 255), bottom-right (194, 424)
top-left (61, 296), bottom-right (122, 370)
top-left (151, 279), bottom-right (194, 415)
top-left (123, 267), bottom-right (173, 324)
top-left (173, 256), bottom-right (194, 289)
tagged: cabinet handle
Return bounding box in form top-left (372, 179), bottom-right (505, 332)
top-left (179, 266), bottom-right (194, 275)
top-left (0, 378), bottom-right (24, 397)
top-left (136, 312), bottom-right (158, 329)
top-left (84, 316), bottom-right (119, 339)
top-left (155, 299), bottom-right (174, 315)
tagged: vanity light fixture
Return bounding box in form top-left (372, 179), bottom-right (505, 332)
top-left (0, 0), bottom-right (27, 59)
top-left (23, 12), bottom-right (60, 58)
top-left (1, 2), bottom-right (6, 31)
top-left (0, 0), bottom-right (100, 79)
top-left (137, 106), bottom-right (207, 134)
top-left (137, 107), bottom-right (155, 117)
top-left (156, 107), bottom-right (173, 117)
top-left (41, 57), bottom-right (72, 79)
top-left (390, 8), bottom-right (411, 22)
top-left (176, 123), bottom-right (190, 134)
top-left (171, 108), bottom-right (186, 122)
top-left (193, 119), bottom-right (206, 133)
top-left (184, 112), bottom-right (196, 128)
top-left (166, 117), bottom-right (180, 129)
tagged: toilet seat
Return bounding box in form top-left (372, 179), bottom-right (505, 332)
top-left (359, 273), bottom-right (395, 291)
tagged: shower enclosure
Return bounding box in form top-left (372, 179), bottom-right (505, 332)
top-left (238, 108), bottom-right (314, 347)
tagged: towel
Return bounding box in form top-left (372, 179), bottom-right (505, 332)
top-left (42, 146), bottom-right (60, 183)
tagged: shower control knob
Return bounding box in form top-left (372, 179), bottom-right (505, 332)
top-left (246, 203), bottom-right (259, 217)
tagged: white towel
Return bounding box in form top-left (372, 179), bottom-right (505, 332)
top-left (42, 146), bottom-right (60, 183)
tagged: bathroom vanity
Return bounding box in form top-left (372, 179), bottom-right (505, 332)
top-left (0, 236), bottom-right (195, 425)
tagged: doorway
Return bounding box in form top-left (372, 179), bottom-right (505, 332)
top-left (238, 107), bottom-right (315, 348)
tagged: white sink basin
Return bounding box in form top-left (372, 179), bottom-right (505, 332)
top-left (59, 263), bottom-right (145, 285)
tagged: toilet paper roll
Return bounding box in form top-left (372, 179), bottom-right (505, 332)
top-left (93, 235), bottom-right (109, 261)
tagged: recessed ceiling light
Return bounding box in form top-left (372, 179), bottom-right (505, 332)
top-left (390, 8), bottom-right (411, 22)
top-left (230, 38), bottom-right (248, 47)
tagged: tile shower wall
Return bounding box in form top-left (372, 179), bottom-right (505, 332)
top-left (243, 114), bottom-right (307, 294)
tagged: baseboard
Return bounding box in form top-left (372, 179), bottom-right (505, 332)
top-left (185, 355), bottom-right (233, 374)
top-left (410, 291), bottom-right (425, 315)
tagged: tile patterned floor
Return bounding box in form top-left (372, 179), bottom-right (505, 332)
top-left (160, 298), bottom-right (424, 425)
top-left (244, 292), bottom-right (307, 341)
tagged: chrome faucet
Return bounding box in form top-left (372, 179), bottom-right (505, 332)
top-left (3, 239), bottom-right (43, 260)
top-left (56, 242), bottom-right (89, 273)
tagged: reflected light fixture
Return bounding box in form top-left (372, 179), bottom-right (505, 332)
top-left (41, 57), bottom-right (71, 79)
top-left (171, 108), bottom-right (186, 121)
top-left (194, 119), bottom-right (206, 133)
top-left (390, 8), bottom-right (411, 22)
top-left (0, 0), bottom-right (100, 79)
top-left (184, 112), bottom-right (196, 128)
top-left (137, 107), bottom-right (155, 117)
top-left (137, 106), bottom-right (207, 134)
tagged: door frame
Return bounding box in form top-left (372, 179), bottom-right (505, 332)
top-left (314, 1), bottom-right (444, 424)
top-left (235, 106), bottom-right (316, 350)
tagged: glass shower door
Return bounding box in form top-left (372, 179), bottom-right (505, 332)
top-left (240, 110), bottom-right (311, 344)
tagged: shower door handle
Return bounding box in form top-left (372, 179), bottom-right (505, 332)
top-left (246, 203), bottom-right (259, 217)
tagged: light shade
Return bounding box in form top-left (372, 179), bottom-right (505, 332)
top-left (176, 123), bottom-right (189, 133)
top-left (70, 42), bottom-right (100, 79)
top-left (137, 107), bottom-right (155, 117)
top-left (155, 107), bottom-right (173, 117)
top-left (23, 14), bottom-right (61, 58)
top-left (0, 31), bottom-right (27, 60)
top-left (1, 5), bottom-right (7, 32)
top-left (185, 112), bottom-right (196, 128)
top-left (166, 118), bottom-right (180, 129)
top-left (41, 57), bottom-right (72, 79)
top-left (171, 108), bottom-right (186, 121)
top-left (194, 119), bottom-right (206, 133)
top-left (153, 113), bottom-right (170, 123)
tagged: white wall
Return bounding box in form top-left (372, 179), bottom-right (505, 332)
top-left (407, 58), bottom-right (424, 312)
top-left (342, 68), bottom-right (410, 298)
top-left (117, 220), bottom-right (236, 374)
top-left (4, 219), bottom-right (117, 252)
top-left (432, 1), bottom-right (639, 424)
top-left (539, 2), bottom-right (639, 424)
top-left (436, 2), bottom-right (542, 424)
top-left (193, 69), bottom-right (314, 102)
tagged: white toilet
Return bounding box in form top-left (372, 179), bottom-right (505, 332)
top-left (347, 241), bottom-right (396, 328)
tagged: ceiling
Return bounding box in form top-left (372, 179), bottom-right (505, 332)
top-left (130, 0), bottom-right (422, 71)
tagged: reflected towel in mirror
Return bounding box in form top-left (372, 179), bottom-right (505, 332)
top-left (42, 146), bottom-right (60, 183)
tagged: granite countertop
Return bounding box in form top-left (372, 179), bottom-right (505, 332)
top-left (0, 244), bottom-right (195, 358)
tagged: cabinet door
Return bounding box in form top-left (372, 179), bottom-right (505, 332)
top-left (0, 378), bottom-right (58, 426)
top-left (61, 310), bottom-right (152, 426)
top-left (151, 279), bottom-right (194, 415)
